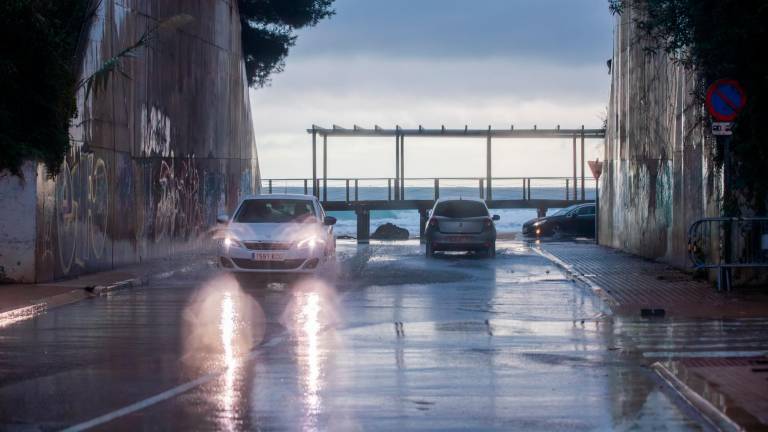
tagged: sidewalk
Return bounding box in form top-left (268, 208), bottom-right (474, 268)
top-left (538, 241), bottom-right (768, 319)
top-left (538, 241), bottom-right (768, 431)
top-left (0, 252), bottom-right (214, 328)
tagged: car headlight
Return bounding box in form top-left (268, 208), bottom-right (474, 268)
top-left (224, 237), bottom-right (244, 248)
top-left (296, 236), bottom-right (326, 249)
top-left (532, 220), bottom-right (545, 227)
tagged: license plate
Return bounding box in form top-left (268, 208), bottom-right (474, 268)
top-left (252, 252), bottom-right (284, 261)
top-left (447, 236), bottom-right (471, 242)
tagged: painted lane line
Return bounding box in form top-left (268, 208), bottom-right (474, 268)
top-left (62, 331), bottom-right (290, 431)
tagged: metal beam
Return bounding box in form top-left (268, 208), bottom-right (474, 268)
top-left (307, 126), bottom-right (605, 139)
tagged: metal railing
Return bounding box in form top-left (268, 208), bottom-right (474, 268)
top-left (688, 217), bottom-right (768, 290)
top-left (259, 177), bottom-right (596, 202)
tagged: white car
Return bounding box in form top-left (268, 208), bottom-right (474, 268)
top-left (217, 194), bottom-right (337, 275)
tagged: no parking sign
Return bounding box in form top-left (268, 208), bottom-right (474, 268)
top-left (706, 79), bottom-right (746, 122)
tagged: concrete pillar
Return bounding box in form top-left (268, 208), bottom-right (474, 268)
top-left (0, 161), bottom-right (38, 283)
top-left (419, 208), bottom-right (429, 244)
top-left (356, 206), bottom-right (370, 244)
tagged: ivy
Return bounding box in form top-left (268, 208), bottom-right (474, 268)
top-left (610, 0), bottom-right (768, 214)
top-left (0, 0), bottom-right (89, 177)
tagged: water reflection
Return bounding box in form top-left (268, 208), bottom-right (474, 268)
top-left (182, 274), bottom-right (265, 430)
top-left (220, 290), bottom-right (238, 432)
top-left (283, 279), bottom-right (340, 431)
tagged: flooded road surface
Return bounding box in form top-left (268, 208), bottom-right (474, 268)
top-left (0, 241), bottom-right (713, 430)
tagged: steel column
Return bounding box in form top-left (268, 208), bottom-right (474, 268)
top-left (323, 134), bottom-right (328, 202)
top-left (312, 127), bottom-right (317, 198)
top-left (303, 179), bottom-right (308, 195)
top-left (400, 135), bottom-right (405, 199)
top-left (572, 134), bottom-right (577, 199)
top-left (580, 126), bottom-right (585, 200)
top-left (486, 128), bottom-right (492, 201)
top-left (395, 131), bottom-right (400, 200)
top-left (346, 179), bottom-right (350, 202)
top-left (479, 179), bottom-right (484, 199)
top-left (434, 178), bottom-right (440, 200)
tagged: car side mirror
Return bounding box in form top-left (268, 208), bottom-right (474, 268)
top-left (216, 214), bottom-right (229, 224)
top-left (492, 214), bottom-right (500, 221)
top-left (324, 216), bottom-right (337, 226)
top-left (569, 213), bottom-right (577, 219)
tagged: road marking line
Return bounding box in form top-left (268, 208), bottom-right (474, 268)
top-left (62, 331), bottom-right (289, 431)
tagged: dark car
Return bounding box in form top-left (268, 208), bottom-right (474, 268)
top-left (522, 203), bottom-right (595, 238)
top-left (424, 198), bottom-right (500, 257)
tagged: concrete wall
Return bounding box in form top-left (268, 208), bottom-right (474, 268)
top-left (0, 0), bottom-right (259, 283)
top-left (600, 5), bottom-right (721, 268)
top-left (0, 162), bottom-right (38, 283)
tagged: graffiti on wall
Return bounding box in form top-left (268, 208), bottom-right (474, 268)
top-left (153, 156), bottom-right (204, 242)
top-left (54, 152), bottom-right (109, 275)
top-left (140, 104), bottom-right (171, 157)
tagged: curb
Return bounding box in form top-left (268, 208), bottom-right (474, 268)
top-left (532, 245), bottom-right (619, 310)
top-left (652, 362), bottom-right (744, 432)
top-left (0, 260), bottom-right (210, 329)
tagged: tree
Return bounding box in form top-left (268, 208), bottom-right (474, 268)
top-left (0, 0), bottom-right (89, 176)
top-left (609, 0), bottom-right (768, 213)
top-left (238, 0), bottom-right (335, 87)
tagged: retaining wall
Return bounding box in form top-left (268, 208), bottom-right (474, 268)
top-left (600, 5), bottom-right (721, 268)
top-left (1, 0), bottom-right (259, 282)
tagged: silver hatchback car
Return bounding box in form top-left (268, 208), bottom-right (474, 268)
top-left (424, 198), bottom-right (500, 257)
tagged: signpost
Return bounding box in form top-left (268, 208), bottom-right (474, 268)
top-left (705, 79), bottom-right (746, 290)
top-left (588, 159), bottom-right (603, 244)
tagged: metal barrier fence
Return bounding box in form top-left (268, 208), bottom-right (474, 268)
top-left (688, 217), bottom-right (768, 290)
top-left (259, 177), bottom-right (597, 202)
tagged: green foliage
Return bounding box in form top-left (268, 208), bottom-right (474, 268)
top-left (0, 0), bottom-right (89, 176)
top-left (610, 0), bottom-right (768, 213)
top-left (238, 0), bottom-right (335, 87)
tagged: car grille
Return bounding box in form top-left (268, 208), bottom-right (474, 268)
top-left (232, 258), bottom-right (305, 270)
top-left (243, 241), bottom-right (292, 251)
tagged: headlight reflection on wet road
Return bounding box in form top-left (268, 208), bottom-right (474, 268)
top-left (219, 290), bottom-right (238, 432)
top-left (284, 279), bottom-right (340, 431)
top-left (183, 274), bottom-right (265, 431)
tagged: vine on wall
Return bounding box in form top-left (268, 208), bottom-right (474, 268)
top-left (609, 0), bottom-right (768, 214)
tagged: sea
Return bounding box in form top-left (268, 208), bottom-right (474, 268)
top-left (262, 184), bottom-right (596, 238)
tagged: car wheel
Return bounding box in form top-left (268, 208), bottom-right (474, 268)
top-left (552, 224), bottom-right (562, 239)
top-left (487, 243), bottom-right (496, 258)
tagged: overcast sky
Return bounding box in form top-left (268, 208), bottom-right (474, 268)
top-left (249, 0), bottom-right (614, 181)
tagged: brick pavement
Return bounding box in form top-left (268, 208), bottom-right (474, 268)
top-left (538, 241), bottom-right (768, 319)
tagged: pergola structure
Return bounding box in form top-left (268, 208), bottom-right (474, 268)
top-left (307, 125), bottom-right (606, 202)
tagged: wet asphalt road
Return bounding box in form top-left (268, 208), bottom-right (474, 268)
top-left (0, 241), bottom-right (709, 431)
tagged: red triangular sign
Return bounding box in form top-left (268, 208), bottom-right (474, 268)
top-left (588, 159), bottom-right (603, 180)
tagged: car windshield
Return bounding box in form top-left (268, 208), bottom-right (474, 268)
top-left (552, 205), bottom-right (581, 216)
top-left (234, 199), bottom-right (316, 223)
top-left (433, 200), bottom-right (488, 218)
